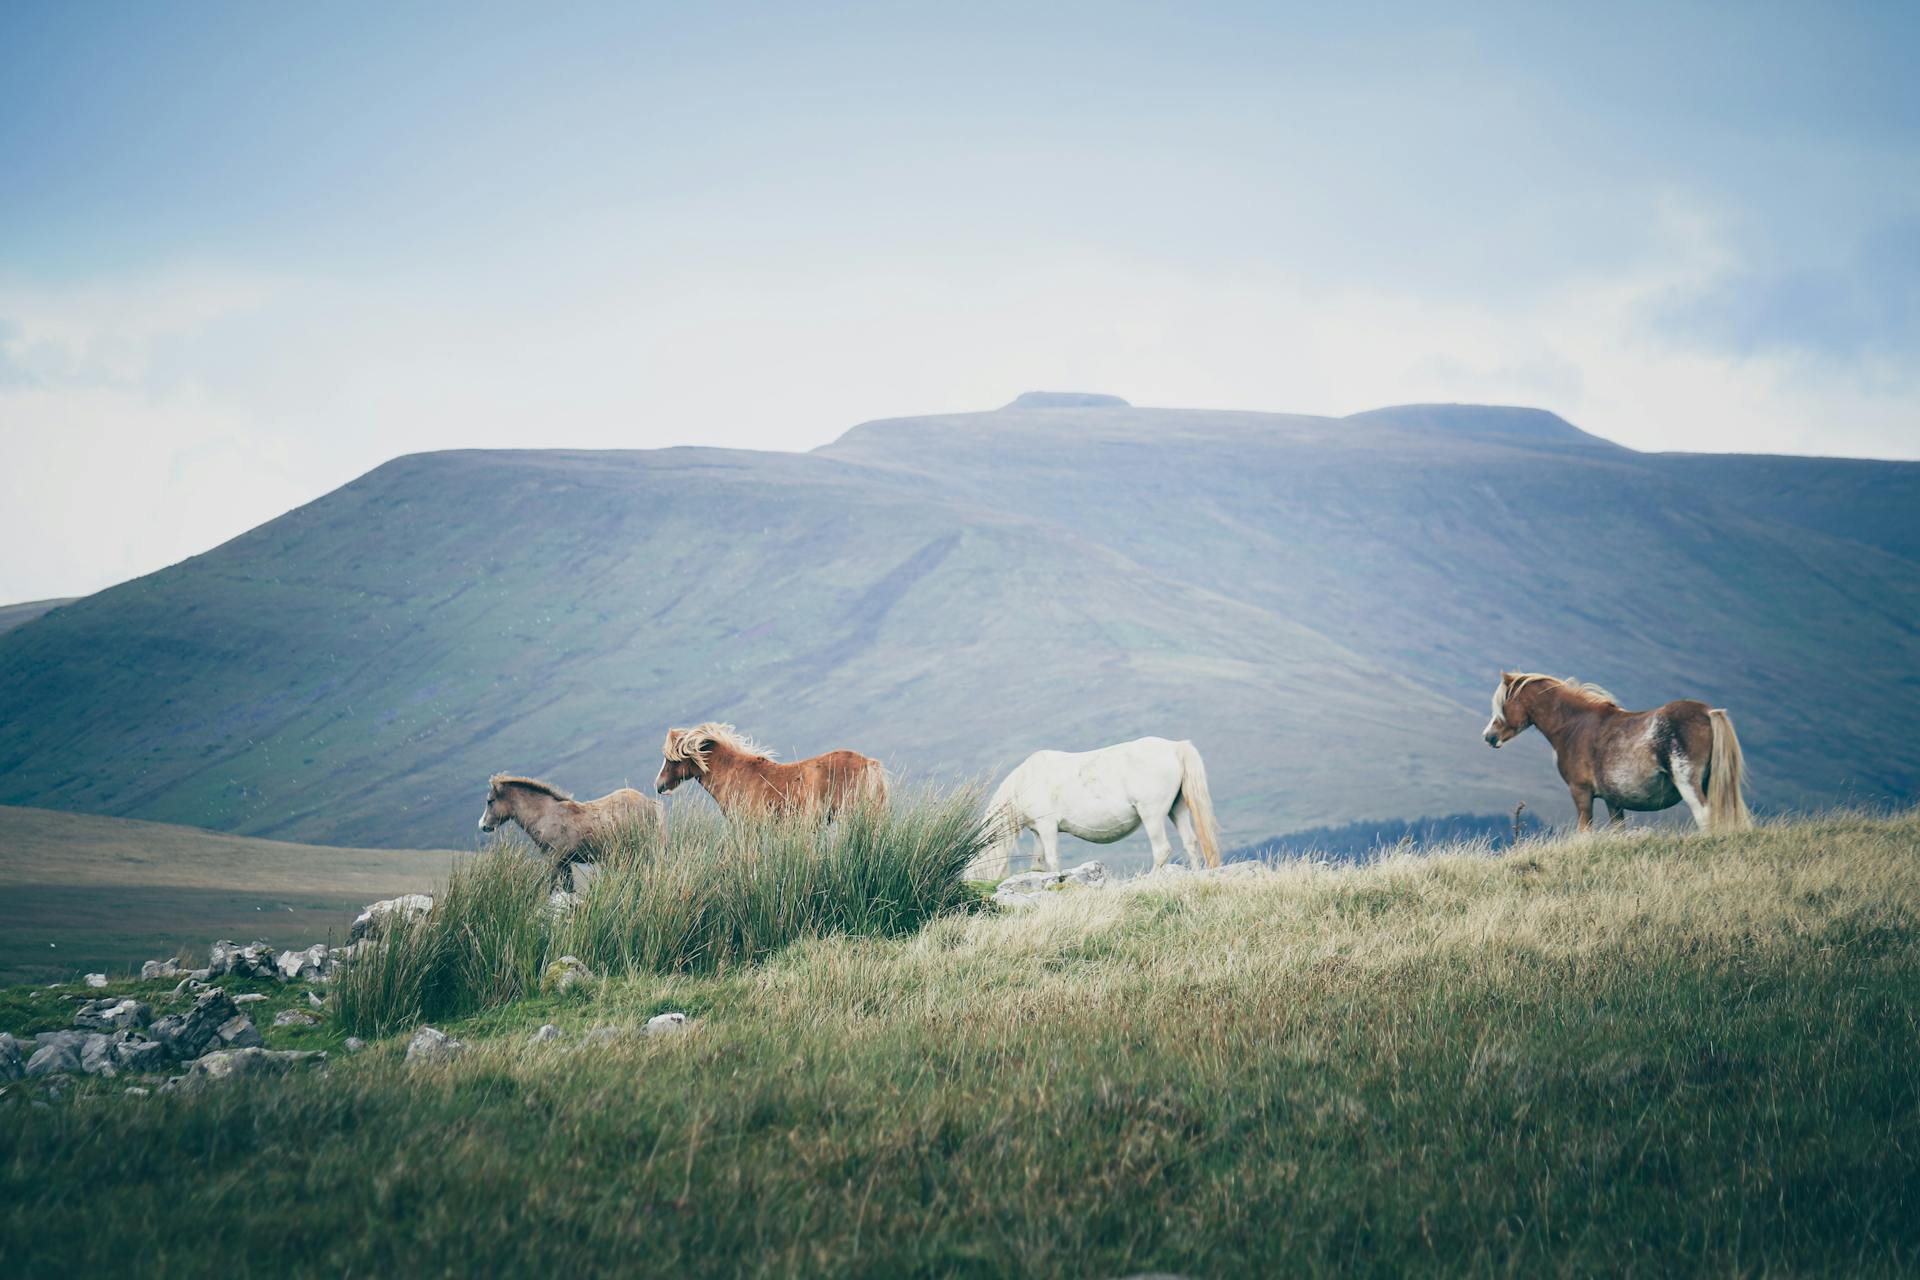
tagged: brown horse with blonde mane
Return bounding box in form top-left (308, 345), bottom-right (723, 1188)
top-left (478, 774), bottom-right (665, 890)
top-left (1482, 672), bottom-right (1752, 832)
top-left (655, 723), bottom-right (887, 818)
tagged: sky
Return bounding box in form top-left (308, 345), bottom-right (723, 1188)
top-left (2, 1), bottom-right (1917, 602)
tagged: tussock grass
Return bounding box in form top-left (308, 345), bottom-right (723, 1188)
top-left (332, 789), bottom-right (988, 1036)
top-left (5, 813), bottom-right (1917, 1277)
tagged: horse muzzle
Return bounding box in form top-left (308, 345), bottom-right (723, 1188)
top-left (1484, 732), bottom-right (1501, 748)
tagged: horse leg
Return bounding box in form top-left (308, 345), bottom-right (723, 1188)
top-left (1570, 785), bottom-right (1595, 833)
top-left (1171, 797), bottom-right (1200, 866)
top-left (1670, 754), bottom-right (1711, 831)
top-left (1032, 819), bottom-right (1061, 873)
top-left (1138, 805), bottom-right (1176, 872)
top-left (1607, 802), bottom-right (1626, 830)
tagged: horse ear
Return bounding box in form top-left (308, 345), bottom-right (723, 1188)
top-left (1499, 670), bottom-right (1512, 683)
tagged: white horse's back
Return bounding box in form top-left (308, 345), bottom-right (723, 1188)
top-left (977, 736), bottom-right (1220, 876)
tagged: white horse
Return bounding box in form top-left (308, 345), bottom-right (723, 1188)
top-left (973, 736), bottom-right (1222, 877)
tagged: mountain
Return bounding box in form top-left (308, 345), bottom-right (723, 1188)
top-left (1, 397), bottom-right (1915, 852)
top-left (0, 598), bottom-right (75, 636)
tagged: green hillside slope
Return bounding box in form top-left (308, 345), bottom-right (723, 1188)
top-left (1, 398), bottom-right (1914, 850)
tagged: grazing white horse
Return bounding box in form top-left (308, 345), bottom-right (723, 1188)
top-left (973, 736), bottom-right (1221, 877)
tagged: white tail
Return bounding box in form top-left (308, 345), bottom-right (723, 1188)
top-left (1175, 740), bottom-right (1222, 867)
top-left (1706, 709), bottom-right (1753, 832)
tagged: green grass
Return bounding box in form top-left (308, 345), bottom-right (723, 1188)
top-left (2, 814), bottom-right (1917, 1277)
top-left (331, 789), bottom-right (990, 1037)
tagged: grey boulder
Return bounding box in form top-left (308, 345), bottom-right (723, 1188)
top-left (405, 1026), bottom-right (465, 1065)
top-left (273, 1009), bottom-right (323, 1028)
top-left (274, 944), bottom-right (334, 984)
top-left (183, 1047), bottom-right (327, 1089)
top-left (140, 958), bottom-right (181, 981)
top-left (26, 1041), bottom-right (82, 1077)
top-left (528, 1024), bottom-right (564, 1045)
top-left (207, 940), bottom-right (278, 980)
top-left (350, 894), bottom-right (432, 943)
top-left (149, 988), bottom-right (241, 1060)
top-left (0, 1033), bottom-right (22, 1081)
top-left (74, 997), bottom-right (151, 1032)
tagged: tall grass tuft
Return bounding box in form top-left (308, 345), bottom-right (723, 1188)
top-left (334, 788), bottom-right (987, 1035)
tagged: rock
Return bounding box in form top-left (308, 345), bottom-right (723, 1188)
top-left (644, 1012), bottom-right (689, 1036)
top-left (405, 1026), bottom-right (465, 1065)
top-left (541, 955), bottom-right (595, 995)
top-left (149, 988), bottom-right (240, 1061)
top-left (233, 993), bottom-right (269, 1005)
top-left (993, 860), bottom-right (1110, 908)
top-left (528, 1024), bottom-right (563, 1045)
top-left (544, 890), bottom-right (581, 921)
top-left (217, 1014), bottom-right (263, 1049)
top-left (343, 1037), bottom-right (367, 1053)
top-left (79, 1034), bottom-right (117, 1077)
top-left (139, 958), bottom-right (181, 981)
top-left (0, 1033), bottom-right (22, 1082)
top-left (582, 1025), bottom-right (624, 1047)
top-left (84, 973), bottom-right (108, 989)
top-left (207, 940), bottom-right (278, 980)
top-left (184, 1047), bottom-right (327, 1088)
top-left (112, 1038), bottom-right (171, 1074)
top-left (306, 990), bottom-right (325, 1008)
top-left (34, 1029), bottom-right (89, 1053)
top-left (274, 943), bottom-right (333, 984)
top-left (169, 976), bottom-right (210, 1001)
top-left (26, 1041), bottom-right (81, 1077)
top-left (74, 998), bottom-right (151, 1032)
top-left (350, 894), bottom-right (433, 944)
top-left (273, 1009), bottom-right (323, 1028)
top-left (123, 1086), bottom-right (150, 1097)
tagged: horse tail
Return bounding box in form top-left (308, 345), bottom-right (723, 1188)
top-left (863, 758), bottom-right (890, 807)
top-left (1174, 740), bottom-right (1222, 867)
top-left (1706, 709), bottom-right (1753, 832)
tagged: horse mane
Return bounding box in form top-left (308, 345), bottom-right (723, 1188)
top-left (489, 773), bottom-right (573, 802)
top-left (660, 722), bottom-right (775, 772)
top-left (1494, 673), bottom-right (1620, 719)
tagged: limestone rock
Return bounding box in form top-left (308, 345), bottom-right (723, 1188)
top-left (78, 1033), bottom-right (117, 1077)
top-left (273, 1009), bottom-right (323, 1028)
top-left (405, 1026), bottom-right (465, 1065)
top-left (542, 955), bottom-right (595, 995)
top-left (74, 998), bottom-right (151, 1032)
top-left (207, 940), bottom-right (278, 980)
top-left (644, 1012), bottom-right (689, 1036)
top-left (184, 1047), bottom-right (327, 1088)
top-left (233, 993), bottom-right (269, 1005)
top-left (149, 988), bottom-right (241, 1061)
top-left (84, 973), bottom-right (108, 989)
top-left (0, 1033), bottom-right (22, 1081)
top-left (350, 894), bottom-right (433, 943)
top-left (139, 958), bottom-right (181, 981)
top-left (343, 1037), bottom-right (367, 1053)
top-left (274, 943), bottom-right (334, 984)
top-left (993, 860), bottom-right (1109, 908)
top-left (528, 1024), bottom-right (563, 1045)
top-left (26, 1041), bottom-right (81, 1077)
top-left (217, 1014), bottom-right (264, 1049)
top-left (112, 1037), bottom-right (171, 1074)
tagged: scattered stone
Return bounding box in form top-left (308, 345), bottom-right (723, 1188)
top-left (169, 976), bottom-right (211, 1001)
top-left (0, 1034), bottom-right (22, 1082)
top-left (233, 993), bottom-right (269, 1005)
top-left (343, 1037), bottom-right (367, 1053)
top-left (183, 1047), bottom-right (327, 1089)
top-left (78, 1034), bottom-right (118, 1077)
top-left (124, 1086), bottom-right (151, 1097)
top-left (112, 1038), bottom-right (171, 1074)
top-left (544, 889), bottom-right (581, 921)
top-left (207, 940), bottom-right (278, 981)
top-left (405, 1026), bottom-right (465, 1065)
top-left (34, 1029), bottom-right (89, 1053)
top-left (644, 1012), bottom-right (689, 1036)
top-left (26, 1041), bottom-right (82, 1077)
top-left (542, 955), bottom-right (595, 995)
top-left (528, 1024), bottom-right (564, 1045)
top-left (217, 1014), bottom-right (264, 1049)
top-left (139, 958), bottom-right (181, 981)
top-left (350, 894), bottom-right (433, 943)
top-left (149, 988), bottom-right (241, 1061)
top-left (274, 943), bottom-right (334, 984)
top-left (74, 998), bottom-right (151, 1032)
top-left (306, 990), bottom-right (325, 1008)
top-left (273, 1009), bottom-right (323, 1028)
top-left (84, 973), bottom-right (108, 989)
top-left (993, 860), bottom-right (1110, 908)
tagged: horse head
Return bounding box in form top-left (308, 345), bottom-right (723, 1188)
top-left (1483, 671), bottom-right (1533, 748)
top-left (656, 727), bottom-right (712, 794)
top-left (479, 778), bottom-right (514, 832)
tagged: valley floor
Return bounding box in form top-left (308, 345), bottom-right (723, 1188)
top-left (3, 814), bottom-right (1918, 1277)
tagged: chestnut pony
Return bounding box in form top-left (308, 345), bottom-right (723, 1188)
top-left (1482, 672), bottom-right (1752, 832)
top-left (478, 774), bottom-right (665, 890)
top-left (655, 723), bottom-right (887, 818)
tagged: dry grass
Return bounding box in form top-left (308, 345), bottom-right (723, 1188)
top-left (3, 813), bottom-right (1916, 1277)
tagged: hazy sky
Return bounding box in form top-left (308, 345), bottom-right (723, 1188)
top-left (3, 1), bottom-right (1917, 601)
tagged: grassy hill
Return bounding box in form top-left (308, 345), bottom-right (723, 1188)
top-left (0, 805), bottom-right (452, 984)
top-left (0, 597), bottom-right (73, 635)
top-left (0, 398), bottom-right (1914, 851)
top-left (4, 813), bottom-right (1916, 1276)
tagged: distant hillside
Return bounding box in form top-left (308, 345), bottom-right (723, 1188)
top-left (1, 397), bottom-right (1914, 851)
top-left (0, 597), bottom-right (74, 635)
top-left (0, 805), bottom-right (452, 983)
